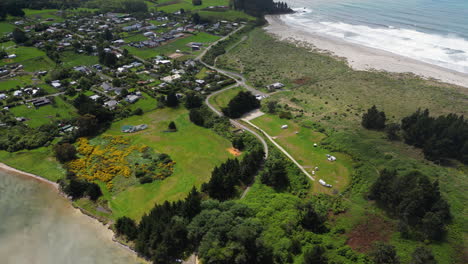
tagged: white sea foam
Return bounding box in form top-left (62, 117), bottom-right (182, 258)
top-left (282, 10), bottom-right (468, 74)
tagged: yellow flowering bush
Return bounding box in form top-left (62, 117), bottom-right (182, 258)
top-left (67, 136), bottom-right (175, 190)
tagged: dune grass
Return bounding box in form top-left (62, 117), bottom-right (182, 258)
top-left (100, 107), bottom-right (232, 220)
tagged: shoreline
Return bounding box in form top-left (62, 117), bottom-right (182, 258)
top-left (0, 162), bottom-right (147, 263)
top-left (0, 162), bottom-right (59, 189)
top-left (264, 15), bottom-right (468, 89)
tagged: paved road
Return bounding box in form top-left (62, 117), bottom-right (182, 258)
top-left (205, 85), bottom-right (268, 199)
top-left (195, 27), bottom-right (267, 97)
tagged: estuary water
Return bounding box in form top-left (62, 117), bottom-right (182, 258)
top-left (282, 0), bottom-right (468, 74)
top-left (0, 170), bottom-right (141, 264)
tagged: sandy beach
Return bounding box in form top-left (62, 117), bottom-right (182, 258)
top-left (0, 162), bottom-right (59, 189)
top-left (265, 15), bottom-right (468, 88)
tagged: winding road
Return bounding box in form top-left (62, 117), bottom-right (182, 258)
top-left (200, 25), bottom-right (316, 199)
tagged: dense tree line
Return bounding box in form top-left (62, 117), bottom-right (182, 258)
top-left (222, 91), bottom-right (260, 118)
top-left (202, 148), bottom-right (264, 200)
top-left (61, 179), bottom-right (102, 200)
top-left (401, 109), bottom-right (468, 164)
top-left (232, 0), bottom-right (293, 16)
top-left (369, 169), bottom-right (451, 240)
top-left (115, 187), bottom-right (202, 263)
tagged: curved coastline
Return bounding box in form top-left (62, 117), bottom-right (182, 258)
top-left (0, 162), bottom-right (147, 263)
top-left (265, 15), bottom-right (468, 88)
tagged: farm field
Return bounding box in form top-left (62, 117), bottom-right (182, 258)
top-left (100, 107), bottom-right (232, 220)
top-left (251, 113), bottom-right (353, 194)
top-left (9, 96), bottom-right (77, 127)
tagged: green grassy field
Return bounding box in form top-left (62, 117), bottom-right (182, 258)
top-left (0, 22), bottom-right (14, 36)
top-left (125, 32), bottom-right (220, 59)
top-left (60, 51), bottom-right (99, 67)
top-left (198, 10), bottom-right (255, 22)
top-left (128, 92), bottom-right (158, 112)
top-left (9, 96), bottom-right (77, 127)
top-left (23, 9), bottom-right (65, 23)
top-left (251, 113), bottom-right (353, 194)
top-left (0, 147), bottom-right (65, 182)
top-left (0, 41), bottom-right (55, 71)
top-left (209, 85), bottom-right (242, 111)
top-left (100, 107), bottom-right (232, 220)
top-left (0, 75), bottom-right (38, 91)
top-left (157, 0), bottom-right (229, 13)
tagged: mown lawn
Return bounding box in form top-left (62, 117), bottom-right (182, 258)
top-left (60, 51), bottom-right (99, 67)
top-left (128, 92), bottom-right (158, 113)
top-left (0, 147), bottom-right (65, 182)
top-left (9, 96), bottom-right (77, 127)
top-left (251, 114), bottom-right (353, 194)
top-left (102, 107), bottom-right (232, 220)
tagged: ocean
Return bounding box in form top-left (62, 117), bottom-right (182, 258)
top-left (0, 171), bottom-right (141, 264)
top-left (281, 0), bottom-right (468, 74)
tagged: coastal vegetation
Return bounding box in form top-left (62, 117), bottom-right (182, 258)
top-left (0, 1), bottom-right (466, 263)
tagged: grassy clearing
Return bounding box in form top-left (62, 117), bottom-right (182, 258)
top-left (0, 147), bottom-right (65, 182)
top-left (197, 10), bottom-right (255, 22)
top-left (125, 32), bottom-right (220, 59)
top-left (210, 85), bottom-right (242, 111)
top-left (24, 9), bottom-right (65, 23)
top-left (0, 41), bottom-right (51, 68)
top-left (60, 51), bottom-right (99, 67)
top-left (157, 0), bottom-right (229, 13)
top-left (101, 107), bottom-right (232, 220)
top-left (0, 22), bottom-right (14, 36)
top-left (128, 92), bottom-right (158, 112)
top-left (251, 114), bottom-right (353, 194)
top-left (9, 96), bottom-right (77, 127)
top-left (0, 75), bottom-right (38, 91)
